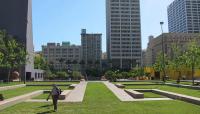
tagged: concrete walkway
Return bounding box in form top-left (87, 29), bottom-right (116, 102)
top-left (64, 81), bottom-right (87, 102)
top-left (103, 81), bottom-right (134, 101)
top-left (0, 90), bottom-right (43, 110)
top-left (0, 84), bottom-right (26, 91)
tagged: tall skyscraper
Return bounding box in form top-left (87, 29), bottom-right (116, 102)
top-left (168, 0), bottom-right (200, 33)
top-left (0, 0), bottom-right (34, 80)
top-left (81, 29), bottom-right (102, 70)
top-left (106, 0), bottom-right (142, 70)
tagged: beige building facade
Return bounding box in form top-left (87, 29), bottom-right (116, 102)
top-left (145, 33), bottom-right (200, 66)
top-left (42, 42), bottom-right (82, 71)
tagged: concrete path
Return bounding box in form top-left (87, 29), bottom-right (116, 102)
top-left (0, 84), bottom-right (26, 91)
top-left (103, 81), bottom-right (134, 101)
top-left (0, 90), bottom-right (43, 110)
top-left (64, 81), bottom-right (87, 102)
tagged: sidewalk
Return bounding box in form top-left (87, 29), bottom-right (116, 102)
top-left (0, 90), bottom-right (43, 110)
top-left (64, 81), bottom-right (87, 102)
top-left (103, 81), bottom-right (134, 101)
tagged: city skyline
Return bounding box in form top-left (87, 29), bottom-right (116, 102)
top-left (32, 0), bottom-right (174, 52)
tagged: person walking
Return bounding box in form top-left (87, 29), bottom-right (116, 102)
top-left (47, 84), bottom-right (61, 112)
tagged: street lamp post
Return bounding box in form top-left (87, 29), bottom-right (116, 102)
top-left (160, 22), bottom-right (166, 82)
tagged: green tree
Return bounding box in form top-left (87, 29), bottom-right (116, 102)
top-left (168, 44), bottom-right (186, 83)
top-left (153, 52), bottom-right (168, 82)
top-left (184, 41), bottom-right (200, 85)
top-left (34, 54), bottom-right (47, 70)
top-left (121, 72), bottom-right (129, 79)
top-left (0, 30), bottom-right (28, 82)
top-left (56, 71), bottom-right (68, 79)
top-left (72, 71), bottom-right (82, 80)
top-left (105, 70), bottom-right (116, 81)
top-left (0, 53), bottom-right (4, 64)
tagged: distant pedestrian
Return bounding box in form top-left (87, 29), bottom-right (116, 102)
top-left (47, 84), bottom-right (62, 112)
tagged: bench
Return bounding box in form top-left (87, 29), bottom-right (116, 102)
top-left (69, 84), bottom-right (77, 89)
top-left (125, 89), bottom-right (144, 99)
top-left (58, 90), bottom-right (71, 100)
top-left (115, 84), bottom-right (125, 88)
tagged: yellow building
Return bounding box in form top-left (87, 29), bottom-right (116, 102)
top-left (144, 67), bottom-right (200, 80)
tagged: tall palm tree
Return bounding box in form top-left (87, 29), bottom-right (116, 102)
top-left (57, 58), bottom-right (65, 71)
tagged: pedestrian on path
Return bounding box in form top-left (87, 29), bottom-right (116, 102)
top-left (47, 84), bottom-right (62, 112)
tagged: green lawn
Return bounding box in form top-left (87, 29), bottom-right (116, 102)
top-left (125, 85), bottom-right (200, 98)
top-left (143, 92), bottom-right (166, 98)
top-left (1, 82), bottom-right (200, 114)
top-left (0, 86), bottom-right (69, 99)
top-left (26, 81), bottom-right (79, 85)
top-left (32, 92), bottom-right (50, 99)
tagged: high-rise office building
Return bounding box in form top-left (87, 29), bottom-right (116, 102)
top-left (168, 0), bottom-right (200, 33)
top-left (81, 29), bottom-right (102, 69)
top-left (106, 0), bottom-right (142, 70)
top-left (0, 0), bottom-right (34, 80)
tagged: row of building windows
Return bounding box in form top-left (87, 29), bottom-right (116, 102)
top-left (35, 73), bottom-right (43, 79)
top-left (111, 54), bottom-right (141, 57)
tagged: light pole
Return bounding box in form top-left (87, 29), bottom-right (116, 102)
top-left (160, 22), bottom-right (166, 82)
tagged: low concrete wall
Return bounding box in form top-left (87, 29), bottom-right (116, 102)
top-left (125, 89), bottom-right (144, 99)
top-left (69, 84), bottom-right (77, 89)
top-left (115, 84), bottom-right (125, 88)
top-left (165, 83), bottom-right (200, 90)
top-left (0, 90), bottom-right (43, 110)
top-left (59, 90), bottom-right (71, 100)
top-left (123, 84), bottom-right (164, 86)
top-left (153, 89), bottom-right (200, 105)
top-left (0, 84), bottom-right (26, 91)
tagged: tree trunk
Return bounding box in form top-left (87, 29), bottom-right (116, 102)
top-left (192, 65), bottom-right (195, 85)
top-left (177, 71), bottom-right (181, 84)
top-left (7, 68), bottom-right (11, 83)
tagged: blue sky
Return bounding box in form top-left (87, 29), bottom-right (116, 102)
top-left (32, 0), bottom-right (174, 52)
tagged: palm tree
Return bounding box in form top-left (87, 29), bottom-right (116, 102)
top-left (57, 58), bottom-right (65, 71)
top-left (72, 60), bottom-right (78, 71)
